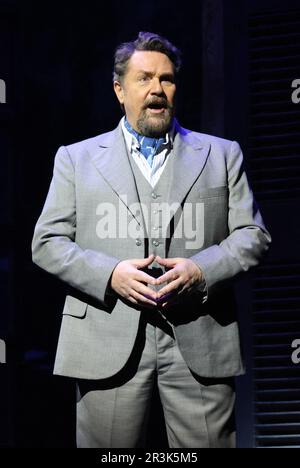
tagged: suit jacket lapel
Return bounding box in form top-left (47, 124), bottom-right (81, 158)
top-left (90, 122), bottom-right (143, 229)
top-left (167, 122), bottom-right (211, 208)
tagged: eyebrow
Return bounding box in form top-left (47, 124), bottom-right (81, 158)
top-left (136, 71), bottom-right (175, 80)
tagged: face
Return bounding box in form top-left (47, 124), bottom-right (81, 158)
top-left (114, 50), bottom-right (176, 137)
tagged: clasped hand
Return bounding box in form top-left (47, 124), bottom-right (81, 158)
top-left (110, 254), bottom-right (203, 309)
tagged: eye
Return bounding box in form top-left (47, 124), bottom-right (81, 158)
top-left (161, 76), bottom-right (175, 85)
top-left (138, 75), bottom-right (150, 83)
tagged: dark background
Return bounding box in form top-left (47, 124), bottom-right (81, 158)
top-left (0, 0), bottom-right (300, 448)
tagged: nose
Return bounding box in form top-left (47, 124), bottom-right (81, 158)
top-left (150, 77), bottom-right (164, 95)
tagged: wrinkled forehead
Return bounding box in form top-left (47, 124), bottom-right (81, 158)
top-left (126, 50), bottom-right (175, 76)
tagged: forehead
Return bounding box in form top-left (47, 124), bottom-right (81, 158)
top-left (127, 50), bottom-right (175, 75)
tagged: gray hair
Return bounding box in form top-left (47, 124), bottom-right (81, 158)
top-left (113, 31), bottom-right (182, 83)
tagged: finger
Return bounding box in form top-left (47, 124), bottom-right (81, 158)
top-left (161, 298), bottom-right (179, 309)
top-left (156, 269), bottom-right (179, 285)
top-left (161, 300), bottom-right (174, 309)
top-left (157, 278), bottom-right (182, 301)
top-left (155, 256), bottom-right (178, 267)
top-left (130, 289), bottom-right (157, 307)
top-left (131, 280), bottom-right (158, 302)
top-left (128, 296), bottom-right (138, 305)
top-left (133, 255), bottom-right (155, 268)
top-left (158, 292), bottom-right (177, 304)
top-left (128, 294), bottom-right (156, 309)
top-left (159, 293), bottom-right (181, 308)
top-left (160, 285), bottom-right (193, 308)
top-left (134, 270), bottom-right (158, 286)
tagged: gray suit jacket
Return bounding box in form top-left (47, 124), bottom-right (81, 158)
top-left (32, 119), bottom-right (271, 379)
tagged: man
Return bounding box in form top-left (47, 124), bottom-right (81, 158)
top-left (32, 31), bottom-right (271, 448)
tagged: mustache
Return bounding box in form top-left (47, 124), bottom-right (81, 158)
top-left (143, 98), bottom-right (171, 110)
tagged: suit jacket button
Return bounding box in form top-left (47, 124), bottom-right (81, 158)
top-left (151, 192), bottom-right (158, 199)
top-left (135, 239), bottom-right (142, 246)
top-left (152, 240), bottom-right (159, 247)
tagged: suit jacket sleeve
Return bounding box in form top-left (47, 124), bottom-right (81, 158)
top-left (31, 145), bottom-right (120, 305)
top-left (190, 140), bottom-right (271, 299)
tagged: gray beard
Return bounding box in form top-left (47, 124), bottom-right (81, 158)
top-left (136, 108), bottom-right (174, 138)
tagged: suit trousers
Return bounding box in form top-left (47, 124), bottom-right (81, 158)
top-left (76, 309), bottom-right (236, 448)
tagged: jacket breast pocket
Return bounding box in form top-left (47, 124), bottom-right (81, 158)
top-left (62, 295), bottom-right (88, 319)
top-left (180, 185), bottom-right (229, 250)
top-left (197, 185), bottom-right (228, 199)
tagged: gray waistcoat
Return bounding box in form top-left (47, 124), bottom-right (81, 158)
top-left (126, 149), bottom-right (177, 281)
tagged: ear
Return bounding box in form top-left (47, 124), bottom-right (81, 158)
top-left (113, 80), bottom-right (124, 105)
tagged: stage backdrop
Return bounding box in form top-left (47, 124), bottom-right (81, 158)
top-left (0, 0), bottom-right (299, 448)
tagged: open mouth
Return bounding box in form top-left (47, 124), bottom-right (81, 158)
top-left (148, 108), bottom-right (165, 114)
top-left (147, 103), bottom-right (167, 114)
